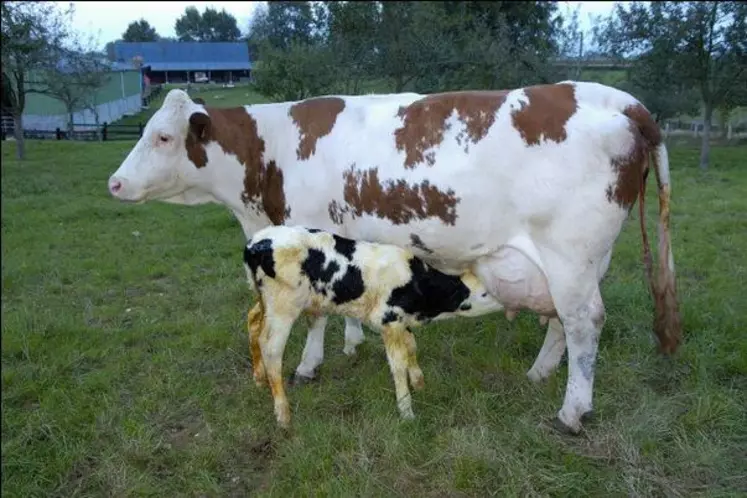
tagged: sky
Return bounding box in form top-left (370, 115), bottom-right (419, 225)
top-left (58, 1), bottom-right (623, 51)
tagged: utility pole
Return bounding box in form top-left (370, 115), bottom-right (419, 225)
top-left (576, 31), bottom-right (584, 79)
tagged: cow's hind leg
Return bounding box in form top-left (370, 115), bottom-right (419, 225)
top-left (538, 249), bottom-right (606, 435)
top-left (527, 249), bottom-right (613, 384)
top-left (527, 318), bottom-right (566, 383)
top-left (342, 317), bottom-right (365, 356)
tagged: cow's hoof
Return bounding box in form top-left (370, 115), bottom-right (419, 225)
top-left (580, 410), bottom-right (595, 424)
top-left (290, 372), bottom-right (317, 387)
top-left (550, 416), bottom-right (583, 436)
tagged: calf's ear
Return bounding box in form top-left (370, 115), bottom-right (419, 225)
top-left (188, 112), bottom-right (211, 142)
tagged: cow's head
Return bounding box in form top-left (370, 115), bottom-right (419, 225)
top-left (107, 89), bottom-right (214, 204)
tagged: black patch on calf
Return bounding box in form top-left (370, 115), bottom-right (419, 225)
top-left (387, 257), bottom-right (470, 322)
top-left (333, 234), bottom-right (357, 261)
top-left (410, 234), bottom-right (434, 254)
top-left (244, 238), bottom-right (276, 278)
top-left (301, 249), bottom-right (340, 290)
top-left (382, 310), bottom-right (398, 325)
top-left (332, 265), bottom-right (365, 305)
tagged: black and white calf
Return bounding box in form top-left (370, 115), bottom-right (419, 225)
top-left (243, 225), bottom-right (502, 428)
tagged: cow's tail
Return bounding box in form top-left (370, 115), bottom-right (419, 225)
top-left (636, 121), bottom-right (682, 354)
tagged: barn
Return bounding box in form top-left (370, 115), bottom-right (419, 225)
top-left (111, 41), bottom-right (252, 85)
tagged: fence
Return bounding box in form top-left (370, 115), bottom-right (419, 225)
top-left (1, 121), bottom-right (144, 142)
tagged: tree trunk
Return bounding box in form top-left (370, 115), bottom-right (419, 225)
top-left (68, 109), bottom-right (75, 137)
top-left (12, 113), bottom-right (25, 160)
top-left (699, 102), bottom-right (714, 170)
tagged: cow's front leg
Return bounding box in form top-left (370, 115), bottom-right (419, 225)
top-left (342, 317), bottom-right (365, 356)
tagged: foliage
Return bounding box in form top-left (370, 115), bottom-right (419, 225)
top-left (175, 6), bottom-right (241, 42)
top-left (247, 1), bottom-right (570, 98)
top-left (2, 139), bottom-right (747, 496)
top-left (0, 1), bottom-right (73, 159)
top-left (252, 40), bottom-right (336, 102)
top-left (122, 19), bottom-right (159, 42)
top-left (594, 1), bottom-right (747, 169)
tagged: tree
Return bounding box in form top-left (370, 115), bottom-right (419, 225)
top-left (325, 1), bottom-right (379, 93)
top-left (175, 6), bottom-right (241, 42)
top-left (247, 1), bottom-right (333, 98)
top-left (34, 37), bottom-right (111, 136)
top-left (252, 41), bottom-right (336, 101)
top-left (595, 1), bottom-right (747, 169)
top-left (122, 19), bottom-right (159, 42)
top-left (1, 1), bottom-right (73, 160)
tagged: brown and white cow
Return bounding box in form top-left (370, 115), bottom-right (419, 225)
top-left (107, 81), bottom-right (682, 434)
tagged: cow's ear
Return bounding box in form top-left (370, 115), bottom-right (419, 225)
top-left (188, 112), bottom-right (211, 142)
top-left (192, 97), bottom-right (206, 105)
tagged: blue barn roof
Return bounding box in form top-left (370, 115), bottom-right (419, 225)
top-left (113, 41), bottom-right (252, 71)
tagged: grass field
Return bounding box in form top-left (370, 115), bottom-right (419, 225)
top-left (114, 84), bottom-right (271, 127)
top-left (2, 139), bottom-right (746, 497)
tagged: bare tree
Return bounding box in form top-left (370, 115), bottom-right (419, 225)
top-left (35, 34), bottom-right (111, 136)
top-left (1, 1), bottom-right (73, 159)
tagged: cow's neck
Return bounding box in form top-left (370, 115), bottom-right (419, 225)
top-left (201, 146), bottom-right (273, 240)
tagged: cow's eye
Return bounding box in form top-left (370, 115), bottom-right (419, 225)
top-left (159, 134), bottom-right (171, 144)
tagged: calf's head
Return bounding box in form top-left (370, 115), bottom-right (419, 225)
top-left (107, 89), bottom-right (216, 204)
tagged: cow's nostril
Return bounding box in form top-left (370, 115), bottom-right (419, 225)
top-left (109, 180), bottom-right (123, 194)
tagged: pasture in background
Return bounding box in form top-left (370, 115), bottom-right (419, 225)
top-left (2, 139), bottom-right (746, 496)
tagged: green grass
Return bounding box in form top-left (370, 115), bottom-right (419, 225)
top-left (2, 139), bottom-right (746, 497)
top-left (114, 84), bottom-right (271, 127)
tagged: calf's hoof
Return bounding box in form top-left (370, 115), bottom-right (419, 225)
top-left (253, 371), bottom-right (267, 387)
top-left (276, 410), bottom-right (291, 429)
top-left (409, 368), bottom-right (425, 390)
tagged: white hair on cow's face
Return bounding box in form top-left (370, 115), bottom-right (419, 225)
top-left (108, 89), bottom-right (210, 203)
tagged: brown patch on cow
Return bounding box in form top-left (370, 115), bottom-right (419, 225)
top-left (606, 104), bottom-right (662, 210)
top-left (185, 107), bottom-right (291, 225)
top-left (409, 234), bottom-right (433, 254)
top-left (394, 91), bottom-right (508, 169)
top-left (328, 200), bottom-right (348, 225)
top-left (511, 83), bottom-right (578, 146)
top-left (342, 165), bottom-right (460, 226)
top-left (289, 97), bottom-right (346, 160)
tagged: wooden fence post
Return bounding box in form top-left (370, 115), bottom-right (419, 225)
top-left (55, 128), bottom-right (62, 140)
top-left (102, 122), bottom-right (108, 142)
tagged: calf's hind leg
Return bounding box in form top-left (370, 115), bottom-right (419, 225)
top-left (380, 323), bottom-right (417, 419)
top-left (247, 304), bottom-right (267, 386)
top-left (258, 312), bottom-right (298, 428)
top-left (403, 329), bottom-right (424, 390)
